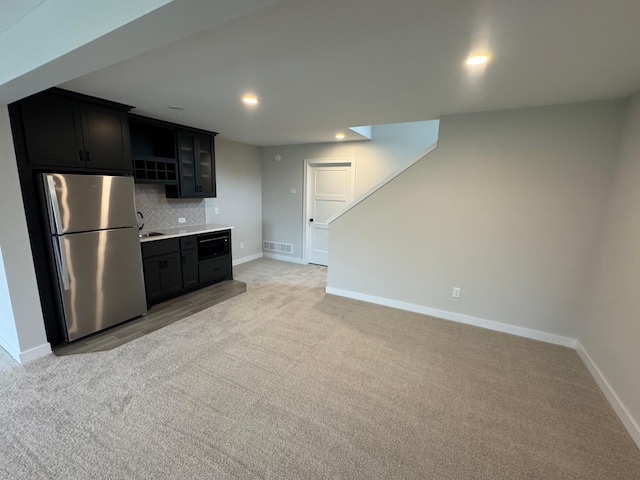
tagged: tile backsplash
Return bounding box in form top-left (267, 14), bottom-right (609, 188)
top-left (134, 184), bottom-right (206, 230)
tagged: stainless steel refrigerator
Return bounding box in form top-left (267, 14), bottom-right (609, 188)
top-left (43, 173), bottom-right (147, 341)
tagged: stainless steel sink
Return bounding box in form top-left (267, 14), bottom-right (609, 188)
top-left (139, 231), bottom-right (164, 238)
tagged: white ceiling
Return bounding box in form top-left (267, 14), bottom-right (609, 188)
top-left (60, 0), bottom-right (640, 146)
top-left (0, 0), bottom-right (44, 33)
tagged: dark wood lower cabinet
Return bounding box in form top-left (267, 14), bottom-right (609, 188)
top-left (142, 256), bottom-right (163, 301)
top-left (141, 231), bottom-right (232, 306)
top-left (181, 249), bottom-right (198, 289)
top-left (199, 256), bottom-right (233, 284)
top-left (143, 252), bottom-right (182, 304)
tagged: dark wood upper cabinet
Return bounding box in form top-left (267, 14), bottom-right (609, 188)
top-left (128, 115), bottom-right (216, 197)
top-left (129, 115), bottom-right (178, 184)
top-left (196, 133), bottom-right (216, 197)
top-left (20, 93), bottom-right (85, 168)
top-left (176, 131), bottom-right (197, 195)
top-left (80, 103), bottom-right (131, 170)
top-left (166, 129), bottom-right (217, 198)
top-left (18, 89), bottom-right (132, 173)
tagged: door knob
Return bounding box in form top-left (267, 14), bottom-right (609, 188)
top-left (309, 218), bottom-right (314, 222)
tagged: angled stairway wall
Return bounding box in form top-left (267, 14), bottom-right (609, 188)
top-left (261, 120), bottom-right (439, 262)
top-left (327, 100), bottom-right (624, 341)
top-left (326, 99), bottom-right (640, 447)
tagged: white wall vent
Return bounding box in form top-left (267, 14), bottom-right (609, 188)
top-left (263, 241), bottom-right (293, 254)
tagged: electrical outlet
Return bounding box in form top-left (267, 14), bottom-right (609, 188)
top-left (178, 217), bottom-right (186, 224)
top-left (452, 287), bottom-right (461, 298)
top-left (214, 207), bottom-right (219, 215)
top-left (290, 189), bottom-right (296, 194)
top-left (240, 242), bottom-right (244, 249)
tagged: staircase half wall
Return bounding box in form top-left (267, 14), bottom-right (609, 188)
top-left (326, 100), bottom-right (626, 346)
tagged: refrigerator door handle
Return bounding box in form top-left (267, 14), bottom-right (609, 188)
top-left (45, 175), bottom-right (64, 234)
top-left (53, 236), bottom-right (70, 291)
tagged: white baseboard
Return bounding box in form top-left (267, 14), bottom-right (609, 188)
top-left (233, 252), bottom-right (263, 266)
top-left (263, 253), bottom-right (305, 264)
top-left (0, 335), bottom-right (51, 364)
top-left (576, 341), bottom-right (640, 449)
top-left (324, 286), bottom-right (640, 449)
top-left (325, 286), bottom-right (576, 348)
top-left (18, 342), bottom-right (52, 363)
top-left (0, 333), bottom-right (21, 363)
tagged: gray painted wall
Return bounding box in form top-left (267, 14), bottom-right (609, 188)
top-left (581, 92), bottom-right (640, 439)
top-left (206, 137), bottom-right (263, 262)
top-left (261, 120), bottom-right (439, 261)
top-left (328, 100), bottom-right (625, 339)
top-left (0, 105), bottom-right (48, 362)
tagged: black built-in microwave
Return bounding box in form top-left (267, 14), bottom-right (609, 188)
top-left (197, 231), bottom-right (230, 262)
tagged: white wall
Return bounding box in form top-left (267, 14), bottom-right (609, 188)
top-left (206, 137), bottom-right (263, 264)
top-left (0, 246), bottom-right (20, 360)
top-left (261, 120), bottom-right (439, 261)
top-left (0, 105), bottom-right (49, 363)
top-left (354, 121), bottom-right (440, 197)
top-left (328, 101), bottom-right (625, 341)
top-left (0, 0), bottom-right (171, 86)
top-left (0, 0), bottom-right (282, 104)
top-left (0, 0), bottom-right (172, 103)
top-left (579, 92), bottom-right (640, 446)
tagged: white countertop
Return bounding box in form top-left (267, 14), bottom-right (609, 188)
top-left (139, 223), bottom-right (234, 242)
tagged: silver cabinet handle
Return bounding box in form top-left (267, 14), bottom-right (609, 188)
top-left (46, 174), bottom-right (64, 234)
top-left (198, 237), bottom-right (228, 244)
top-left (53, 236), bottom-right (70, 291)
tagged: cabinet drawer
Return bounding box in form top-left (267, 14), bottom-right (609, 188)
top-left (180, 236), bottom-right (197, 250)
top-left (141, 238), bottom-right (179, 258)
top-left (199, 256), bottom-right (232, 284)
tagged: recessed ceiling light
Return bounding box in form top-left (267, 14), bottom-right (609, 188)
top-left (168, 104), bottom-right (185, 110)
top-left (242, 95), bottom-right (259, 105)
top-left (335, 132), bottom-right (345, 140)
top-left (466, 54), bottom-right (490, 66)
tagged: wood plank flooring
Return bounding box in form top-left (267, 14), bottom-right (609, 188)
top-left (54, 280), bottom-right (247, 356)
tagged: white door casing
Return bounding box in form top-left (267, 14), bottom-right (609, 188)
top-left (304, 158), bottom-right (356, 266)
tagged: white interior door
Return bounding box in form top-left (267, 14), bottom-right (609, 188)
top-left (306, 160), bottom-right (355, 266)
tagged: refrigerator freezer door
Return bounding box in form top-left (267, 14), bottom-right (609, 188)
top-left (56, 227), bottom-right (147, 341)
top-left (43, 173), bottom-right (137, 234)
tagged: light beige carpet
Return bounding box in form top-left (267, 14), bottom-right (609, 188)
top-left (1, 258), bottom-right (638, 479)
